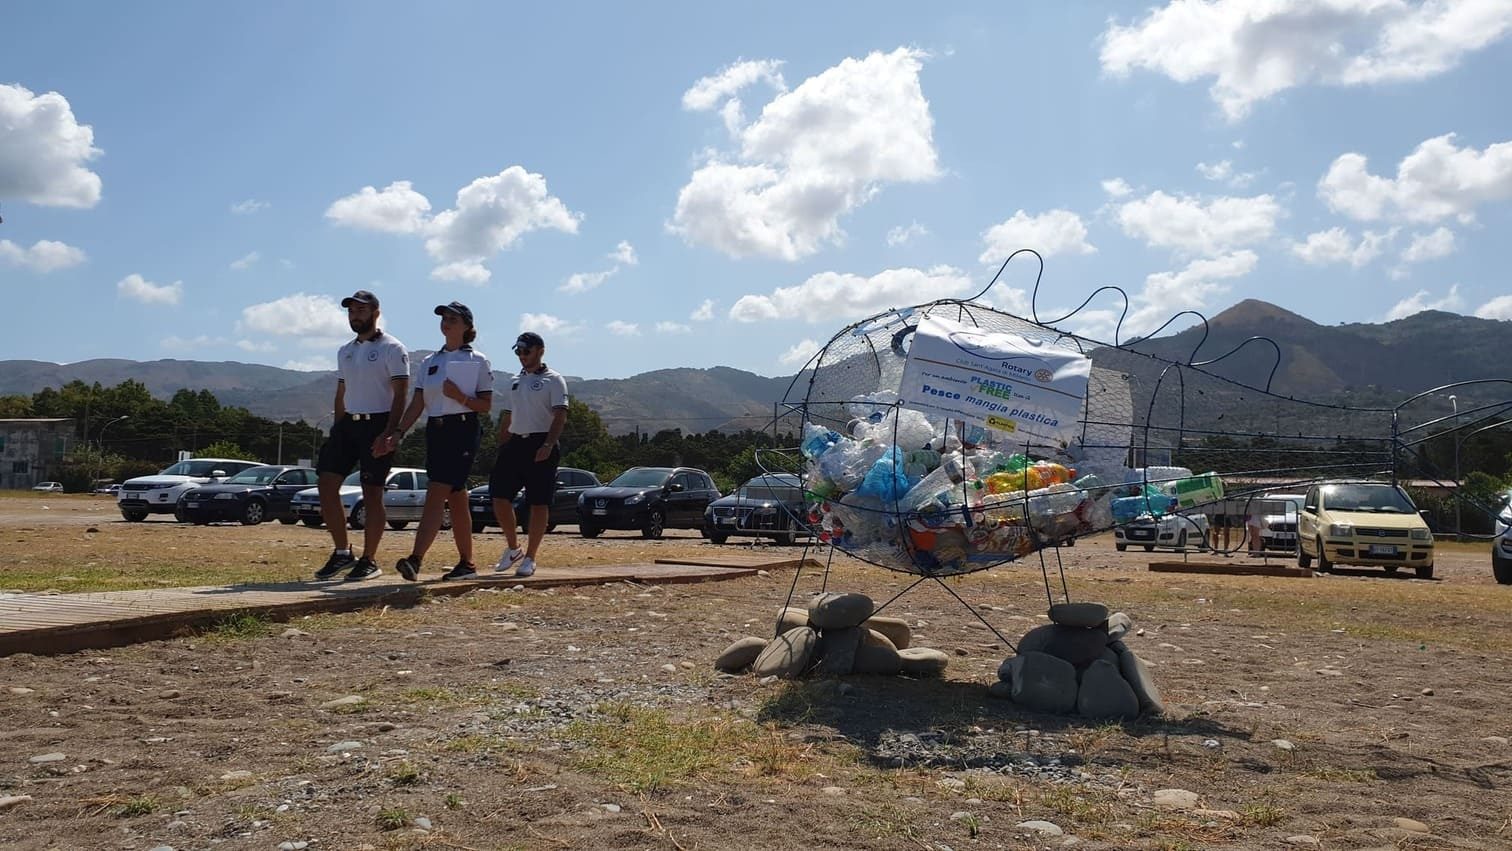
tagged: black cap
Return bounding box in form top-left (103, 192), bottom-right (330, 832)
top-left (434, 301), bottom-right (474, 325)
top-left (340, 290), bottom-right (379, 309)
top-left (514, 331), bottom-right (544, 351)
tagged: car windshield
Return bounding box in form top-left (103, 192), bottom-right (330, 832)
top-left (160, 460), bottom-right (242, 477)
top-left (343, 471), bottom-right (363, 486)
top-left (739, 485), bottom-right (802, 501)
top-left (223, 466), bottom-right (283, 485)
top-left (1321, 484), bottom-right (1416, 513)
top-left (611, 469), bottom-right (672, 488)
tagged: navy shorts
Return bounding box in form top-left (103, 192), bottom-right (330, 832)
top-left (316, 413), bottom-right (395, 486)
top-left (490, 433), bottom-right (559, 506)
top-left (425, 413), bottom-right (480, 491)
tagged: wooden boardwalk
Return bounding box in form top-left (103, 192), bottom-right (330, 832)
top-left (1148, 560), bottom-right (1314, 578)
top-left (0, 555), bottom-right (814, 657)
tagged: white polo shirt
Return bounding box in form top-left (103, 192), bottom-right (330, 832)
top-left (416, 346), bottom-right (494, 417)
top-left (504, 365), bottom-right (568, 435)
top-left (337, 331), bottom-right (410, 414)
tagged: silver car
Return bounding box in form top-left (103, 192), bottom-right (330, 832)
top-left (381, 469), bottom-right (452, 530)
top-left (290, 467), bottom-right (431, 530)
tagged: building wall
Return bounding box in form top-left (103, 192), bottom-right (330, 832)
top-left (0, 419), bottom-right (74, 489)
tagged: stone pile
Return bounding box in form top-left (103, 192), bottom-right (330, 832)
top-left (715, 592), bottom-right (951, 679)
top-left (990, 602), bottom-right (1163, 719)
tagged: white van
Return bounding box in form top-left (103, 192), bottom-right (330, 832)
top-left (117, 458), bottom-right (260, 522)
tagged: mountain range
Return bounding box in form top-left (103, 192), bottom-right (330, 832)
top-left (2, 300), bottom-right (1507, 436)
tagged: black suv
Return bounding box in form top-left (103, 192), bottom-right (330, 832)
top-left (179, 465), bottom-right (319, 525)
top-left (468, 467), bottom-right (602, 532)
top-left (703, 472), bottom-right (813, 545)
top-left (577, 466), bottom-right (720, 539)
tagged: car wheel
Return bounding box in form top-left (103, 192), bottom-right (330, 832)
top-left (278, 517), bottom-right (298, 525)
top-left (642, 509), bottom-right (665, 540)
top-left (1115, 543), bottom-right (1127, 552)
top-left (192, 517), bottom-right (210, 526)
top-left (1414, 564), bottom-right (1434, 580)
top-left (174, 503), bottom-right (189, 523)
top-left (1493, 555), bottom-right (1512, 585)
top-left (1315, 538), bottom-right (1332, 572)
top-left (440, 507), bottom-right (452, 531)
top-left (708, 533), bottom-right (729, 545)
top-left (776, 529), bottom-right (797, 546)
top-left (1143, 544), bottom-right (1155, 552)
top-left (579, 524), bottom-right (602, 538)
top-left (301, 517), bottom-right (323, 527)
top-left (547, 524), bottom-right (558, 533)
top-left (1176, 530), bottom-right (1188, 549)
top-left (387, 520), bottom-right (408, 530)
top-left (241, 500), bottom-right (266, 526)
top-left (1297, 540), bottom-right (1312, 568)
top-left (1384, 564), bottom-right (1399, 574)
top-left (349, 502), bottom-right (366, 530)
top-left (122, 508), bottom-right (148, 522)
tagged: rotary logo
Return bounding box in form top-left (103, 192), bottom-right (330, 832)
top-left (367, 351), bottom-right (380, 362)
top-left (1034, 368), bottom-right (1053, 383)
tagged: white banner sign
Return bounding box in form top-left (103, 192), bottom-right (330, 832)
top-left (898, 314), bottom-right (1090, 447)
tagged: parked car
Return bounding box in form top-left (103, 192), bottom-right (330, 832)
top-left (1255, 492), bottom-right (1304, 552)
top-left (382, 469), bottom-right (453, 530)
top-left (576, 466), bottom-right (720, 539)
top-left (468, 467), bottom-right (602, 531)
top-left (1494, 489), bottom-right (1511, 536)
top-left (31, 481), bottom-right (65, 493)
top-left (1114, 511), bottom-right (1210, 552)
top-left (93, 483), bottom-right (122, 496)
top-left (179, 465), bottom-right (318, 525)
top-left (117, 458), bottom-right (261, 522)
top-left (702, 473), bottom-right (812, 545)
top-left (1297, 481), bottom-right (1434, 578)
top-left (1494, 523), bottom-right (1512, 585)
top-left (289, 467), bottom-right (425, 530)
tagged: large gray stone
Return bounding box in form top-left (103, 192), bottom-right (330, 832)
top-left (863, 628), bottom-right (897, 651)
top-left (1041, 625), bottom-right (1110, 669)
top-left (1016, 624), bottom-right (1055, 655)
top-left (714, 637), bottom-right (769, 673)
top-left (814, 627), bottom-right (864, 676)
top-left (986, 680), bottom-right (1014, 700)
top-left (1113, 645), bottom-right (1165, 715)
top-left (776, 607), bottom-right (809, 635)
top-left (1105, 612), bottom-right (1132, 643)
top-left (898, 647), bottom-right (949, 677)
top-left (1005, 651), bottom-right (1078, 714)
top-left (808, 593), bottom-right (875, 630)
top-left (1048, 602), bottom-right (1109, 629)
top-left (862, 615), bottom-right (912, 650)
top-left (853, 641), bottom-right (902, 675)
top-left (751, 627), bottom-right (818, 678)
top-left (1076, 659), bottom-right (1140, 719)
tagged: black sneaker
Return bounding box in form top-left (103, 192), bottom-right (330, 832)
top-left (440, 562), bottom-right (477, 581)
top-left (395, 555), bottom-right (421, 582)
top-left (315, 550), bottom-right (355, 580)
top-left (343, 557), bottom-right (381, 582)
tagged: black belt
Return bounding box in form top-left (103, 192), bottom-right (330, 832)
top-left (510, 432), bottom-right (550, 438)
top-left (347, 412), bottom-right (388, 421)
top-left (429, 413), bottom-right (477, 424)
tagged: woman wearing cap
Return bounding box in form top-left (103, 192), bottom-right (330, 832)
top-left (387, 302), bottom-right (493, 581)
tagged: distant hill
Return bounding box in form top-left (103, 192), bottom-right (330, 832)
top-left (3, 301), bottom-right (1507, 437)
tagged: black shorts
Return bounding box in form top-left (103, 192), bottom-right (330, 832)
top-left (316, 413), bottom-right (395, 486)
top-left (490, 432), bottom-right (559, 506)
top-left (425, 413), bottom-right (480, 491)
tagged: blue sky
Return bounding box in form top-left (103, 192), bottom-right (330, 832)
top-left (3, 1), bottom-right (1511, 379)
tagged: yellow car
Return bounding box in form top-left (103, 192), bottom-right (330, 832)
top-left (1297, 481), bottom-right (1434, 579)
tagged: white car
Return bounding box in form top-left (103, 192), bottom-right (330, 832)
top-left (290, 467), bottom-right (431, 530)
top-left (1493, 490), bottom-right (1511, 536)
top-left (1495, 524), bottom-right (1512, 585)
top-left (1114, 511), bottom-right (1210, 552)
top-left (117, 458), bottom-right (260, 522)
top-left (1255, 493), bottom-right (1304, 552)
top-left (31, 481), bottom-right (65, 493)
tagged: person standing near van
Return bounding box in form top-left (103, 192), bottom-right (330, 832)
top-left (313, 290), bottom-right (409, 581)
top-left (490, 331), bottom-right (568, 578)
top-left (389, 302), bottom-right (494, 581)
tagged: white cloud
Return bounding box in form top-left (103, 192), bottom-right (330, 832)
top-left (1289, 227), bottom-right (1392, 268)
top-left (0, 83), bottom-right (101, 208)
top-left (1195, 159), bottom-right (1256, 188)
top-left (1401, 227), bottom-right (1457, 263)
top-left (1116, 190), bottom-right (1282, 256)
top-left (430, 261), bottom-right (491, 284)
top-left (238, 293), bottom-right (348, 342)
top-left (559, 239), bottom-right (639, 294)
top-left (1386, 285), bottom-right (1465, 320)
top-left (730, 265), bottom-right (973, 323)
top-left (1120, 251), bottom-right (1260, 339)
top-left (979, 209), bottom-right (1096, 264)
top-left (1101, 178), bottom-right (1133, 198)
top-left (886, 222), bottom-right (929, 246)
top-left (1100, 0), bottom-right (1512, 121)
top-left (671, 48), bottom-right (940, 261)
top-left (779, 338), bottom-right (821, 367)
top-left (682, 59), bottom-right (787, 134)
top-left (235, 339), bottom-right (275, 353)
top-left (230, 199), bottom-right (269, 215)
top-left (1474, 294), bottom-right (1512, 320)
top-left (229, 250), bottom-right (260, 271)
top-left (325, 180), bottom-right (432, 234)
top-left (519, 312), bottom-right (583, 338)
top-left (609, 240), bottom-right (638, 266)
top-left (606, 320), bottom-right (640, 336)
top-left (655, 321), bottom-right (693, 335)
top-left (0, 238), bottom-right (86, 272)
top-left (117, 273), bottom-right (182, 306)
top-left (690, 299), bottom-right (715, 321)
top-left (1319, 133), bottom-right (1512, 223)
top-left (283, 357), bottom-right (333, 372)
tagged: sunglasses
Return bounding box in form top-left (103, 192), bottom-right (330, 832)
top-left (513, 344), bottom-right (537, 355)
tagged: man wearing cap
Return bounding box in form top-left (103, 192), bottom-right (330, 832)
top-left (312, 290), bottom-right (410, 581)
top-left (389, 302), bottom-right (494, 581)
top-left (490, 331), bottom-right (568, 577)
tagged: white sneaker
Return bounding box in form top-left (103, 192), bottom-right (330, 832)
top-left (494, 547), bottom-right (525, 573)
top-left (514, 557), bottom-right (536, 578)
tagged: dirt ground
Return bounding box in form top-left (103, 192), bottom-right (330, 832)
top-left (2, 494), bottom-right (1511, 850)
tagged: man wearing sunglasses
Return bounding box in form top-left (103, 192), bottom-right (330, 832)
top-left (490, 331), bottom-right (568, 577)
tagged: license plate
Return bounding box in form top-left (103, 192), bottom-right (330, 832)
top-left (1129, 530), bottom-right (1153, 540)
top-left (1367, 544), bottom-right (1398, 555)
top-left (718, 517), bottom-right (737, 525)
top-left (591, 508), bottom-right (607, 516)
top-left (186, 502), bottom-right (200, 508)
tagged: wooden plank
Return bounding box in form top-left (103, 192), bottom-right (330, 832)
top-left (1148, 561), bottom-right (1314, 578)
top-left (653, 555), bottom-right (821, 570)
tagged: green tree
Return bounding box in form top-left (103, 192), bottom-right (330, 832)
top-left (0, 395), bottom-right (33, 417)
top-left (197, 440), bottom-right (251, 461)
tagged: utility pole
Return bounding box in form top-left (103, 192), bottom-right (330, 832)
top-left (277, 423), bottom-right (284, 465)
top-left (1450, 395), bottom-right (1460, 540)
